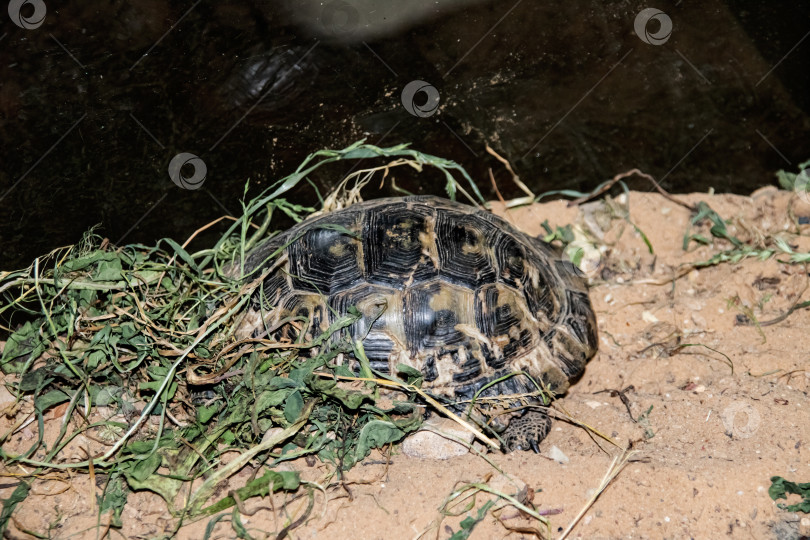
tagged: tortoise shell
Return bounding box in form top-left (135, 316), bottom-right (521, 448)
top-left (236, 195), bottom-right (598, 450)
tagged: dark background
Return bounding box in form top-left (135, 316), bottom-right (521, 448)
top-left (1, 0), bottom-right (809, 269)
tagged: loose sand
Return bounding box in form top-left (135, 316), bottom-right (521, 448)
top-left (2, 188), bottom-right (810, 539)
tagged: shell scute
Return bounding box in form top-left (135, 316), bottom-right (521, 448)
top-left (238, 195), bottom-right (598, 444)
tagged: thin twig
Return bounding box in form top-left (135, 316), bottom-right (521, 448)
top-left (568, 169), bottom-right (693, 210)
top-left (558, 449), bottom-right (637, 540)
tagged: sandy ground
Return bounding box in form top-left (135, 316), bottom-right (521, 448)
top-left (3, 187), bottom-right (810, 539)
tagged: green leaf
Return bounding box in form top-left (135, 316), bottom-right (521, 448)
top-left (283, 390), bottom-right (304, 424)
top-left (93, 257), bottom-right (124, 281)
top-left (124, 471), bottom-right (183, 507)
top-left (35, 389), bottom-right (70, 413)
top-left (197, 403), bottom-right (221, 424)
top-left (1, 321), bottom-right (46, 372)
top-left (288, 368), bottom-right (309, 384)
top-left (119, 322), bottom-right (139, 340)
top-left (76, 287), bottom-right (98, 308)
top-left (197, 469), bottom-right (300, 516)
top-left (129, 451), bottom-right (162, 482)
top-left (353, 420), bottom-right (406, 463)
top-left (126, 440), bottom-right (154, 454)
top-left (565, 245), bottom-right (584, 267)
top-left (59, 250), bottom-right (118, 274)
top-left (309, 376), bottom-right (371, 409)
top-left (630, 221), bottom-right (654, 254)
top-left (98, 473), bottom-right (129, 528)
top-left (255, 389), bottom-right (291, 413)
top-left (0, 481), bottom-right (30, 536)
top-left (230, 507), bottom-right (250, 538)
top-left (19, 367), bottom-right (49, 392)
top-left (85, 349), bottom-right (106, 370)
top-left (395, 364), bottom-right (423, 387)
top-left (769, 476), bottom-right (810, 513)
top-left (776, 159), bottom-right (810, 191)
top-left (163, 238), bottom-right (201, 274)
top-left (267, 376), bottom-right (301, 390)
top-left (447, 500), bottom-right (496, 540)
top-left (684, 201), bottom-right (742, 251)
top-left (138, 379), bottom-right (178, 400)
top-left (220, 430), bottom-right (236, 445)
top-left (203, 514), bottom-right (230, 540)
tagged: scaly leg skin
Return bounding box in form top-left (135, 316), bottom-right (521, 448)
top-left (503, 410), bottom-right (551, 453)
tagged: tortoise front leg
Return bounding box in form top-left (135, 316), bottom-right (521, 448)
top-left (503, 410), bottom-right (551, 453)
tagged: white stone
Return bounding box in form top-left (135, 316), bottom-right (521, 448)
top-left (642, 310), bottom-right (659, 323)
top-left (400, 417), bottom-right (474, 459)
top-left (0, 384), bottom-right (15, 408)
top-left (547, 445), bottom-right (569, 464)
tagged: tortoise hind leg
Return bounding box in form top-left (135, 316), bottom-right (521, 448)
top-left (503, 411), bottom-right (551, 453)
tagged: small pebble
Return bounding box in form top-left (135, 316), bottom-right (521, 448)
top-left (642, 310), bottom-right (659, 323)
top-left (547, 445), bottom-right (569, 464)
top-left (401, 417), bottom-right (474, 459)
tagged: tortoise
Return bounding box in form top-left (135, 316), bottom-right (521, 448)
top-left (234, 195), bottom-right (598, 452)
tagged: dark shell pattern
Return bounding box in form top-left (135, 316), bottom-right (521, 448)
top-left (237, 196), bottom-right (598, 413)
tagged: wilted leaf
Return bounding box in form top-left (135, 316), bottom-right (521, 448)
top-left (769, 476), bottom-right (810, 513)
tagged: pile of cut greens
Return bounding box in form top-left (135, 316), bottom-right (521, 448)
top-left (0, 142), bottom-right (484, 533)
